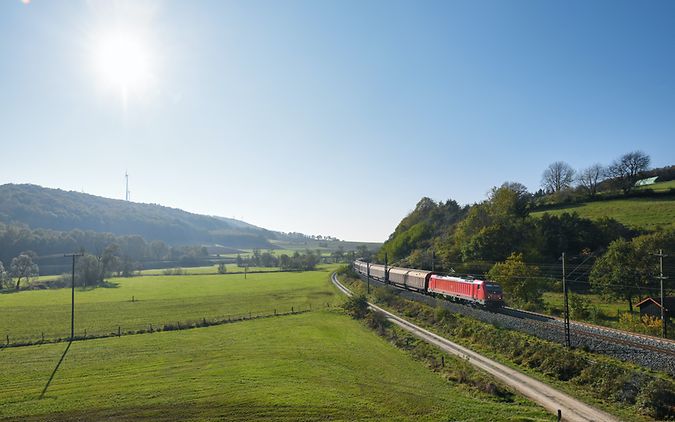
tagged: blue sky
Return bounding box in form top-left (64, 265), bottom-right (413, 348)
top-left (1, 0), bottom-right (673, 242)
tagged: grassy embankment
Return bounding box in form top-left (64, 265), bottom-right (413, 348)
top-left (0, 271), bottom-right (550, 421)
top-left (0, 268), bottom-right (340, 344)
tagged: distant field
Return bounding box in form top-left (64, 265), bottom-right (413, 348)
top-left (0, 312), bottom-right (550, 421)
top-left (530, 196), bottom-right (675, 231)
top-left (0, 268), bottom-right (340, 343)
top-left (139, 264), bottom-right (281, 275)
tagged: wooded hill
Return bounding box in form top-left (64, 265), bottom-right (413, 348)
top-left (377, 183), bottom-right (674, 277)
top-left (0, 184), bottom-right (275, 248)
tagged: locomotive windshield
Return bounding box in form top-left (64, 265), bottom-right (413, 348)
top-left (485, 283), bottom-right (502, 293)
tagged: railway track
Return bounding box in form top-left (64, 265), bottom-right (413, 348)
top-left (331, 273), bottom-right (618, 422)
top-left (502, 307), bottom-right (675, 358)
top-left (355, 274), bottom-right (675, 375)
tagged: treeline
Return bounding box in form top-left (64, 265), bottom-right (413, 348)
top-left (236, 249), bottom-right (323, 271)
top-left (0, 222), bottom-right (214, 275)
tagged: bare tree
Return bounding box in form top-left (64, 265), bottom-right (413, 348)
top-left (577, 164), bottom-right (604, 196)
top-left (541, 161), bottom-right (575, 193)
top-left (606, 151), bottom-right (651, 193)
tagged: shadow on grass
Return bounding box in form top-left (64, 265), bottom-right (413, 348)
top-left (39, 340), bottom-right (72, 399)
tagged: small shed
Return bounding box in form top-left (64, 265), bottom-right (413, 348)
top-left (636, 297), bottom-right (675, 321)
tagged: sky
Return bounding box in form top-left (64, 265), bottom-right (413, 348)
top-left (1, 0), bottom-right (673, 242)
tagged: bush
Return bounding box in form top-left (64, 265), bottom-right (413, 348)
top-left (342, 295), bottom-right (369, 319)
top-left (569, 294), bottom-right (591, 320)
top-left (365, 310), bottom-right (390, 335)
top-left (373, 286), bottom-right (397, 306)
top-left (636, 378), bottom-right (675, 419)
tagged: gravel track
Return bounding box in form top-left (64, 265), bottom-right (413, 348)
top-left (356, 275), bottom-right (675, 376)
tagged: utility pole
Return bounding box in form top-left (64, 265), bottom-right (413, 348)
top-left (65, 252), bottom-right (83, 341)
top-left (562, 252), bottom-right (571, 348)
top-left (655, 249), bottom-right (668, 338)
top-left (366, 262), bottom-right (370, 294)
top-left (384, 253), bottom-right (388, 284)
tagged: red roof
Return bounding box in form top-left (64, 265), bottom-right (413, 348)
top-left (636, 296), bottom-right (675, 310)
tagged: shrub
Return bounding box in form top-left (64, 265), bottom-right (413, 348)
top-left (569, 294), bottom-right (591, 320)
top-left (342, 295), bottom-right (369, 319)
top-left (636, 378), bottom-right (675, 419)
top-left (365, 310), bottom-right (390, 335)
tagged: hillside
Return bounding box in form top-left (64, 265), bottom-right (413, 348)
top-left (530, 196), bottom-right (675, 231)
top-left (0, 184), bottom-right (275, 248)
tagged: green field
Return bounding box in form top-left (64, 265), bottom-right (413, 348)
top-left (0, 311), bottom-right (550, 421)
top-left (637, 180), bottom-right (675, 192)
top-left (530, 196), bottom-right (675, 231)
top-left (0, 268), bottom-right (339, 343)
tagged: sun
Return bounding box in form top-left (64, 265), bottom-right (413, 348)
top-left (93, 28), bottom-right (153, 99)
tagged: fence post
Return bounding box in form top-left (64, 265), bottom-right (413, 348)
top-left (441, 356), bottom-right (445, 367)
top-left (42, 332), bottom-right (45, 342)
top-left (84, 329), bottom-right (87, 338)
top-left (203, 317), bottom-right (207, 326)
top-left (118, 326), bottom-right (121, 337)
top-left (291, 306), bottom-right (294, 314)
top-left (149, 324), bottom-right (153, 332)
top-left (6, 334), bottom-right (8, 345)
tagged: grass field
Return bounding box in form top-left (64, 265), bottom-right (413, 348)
top-left (530, 196), bottom-right (675, 231)
top-left (0, 268), bottom-right (340, 343)
top-left (637, 180), bottom-right (675, 192)
top-left (0, 311), bottom-right (550, 421)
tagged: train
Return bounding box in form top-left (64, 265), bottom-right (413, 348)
top-left (353, 260), bottom-right (504, 307)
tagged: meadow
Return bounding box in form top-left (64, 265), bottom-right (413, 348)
top-left (0, 268), bottom-right (339, 343)
top-left (530, 196), bottom-right (675, 231)
top-left (0, 311), bottom-right (551, 421)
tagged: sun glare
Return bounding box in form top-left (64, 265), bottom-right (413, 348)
top-left (94, 29), bottom-right (153, 100)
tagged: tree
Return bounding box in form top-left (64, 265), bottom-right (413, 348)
top-left (99, 243), bottom-right (120, 283)
top-left (0, 260), bottom-right (7, 289)
top-left (590, 238), bottom-right (643, 312)
top-left (217, 262), bottom-right (227, 274)
top-left (577, 164), bottom-right (604, 197)
top-left (606, 151), bottom-right (650, 194)
top-left (10, 252), bottom-right (39, 290)
top-left (487, 252), bottom-right (542, 307)
top-left (541, 161), bottom-right (575, 193)
top-left (76, 254), bottom-right (101, 288)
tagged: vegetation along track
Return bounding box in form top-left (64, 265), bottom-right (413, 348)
top-left (331, 273), bottom-right (618, 422)
top-left (357, 274), bottom-right (675, 376)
